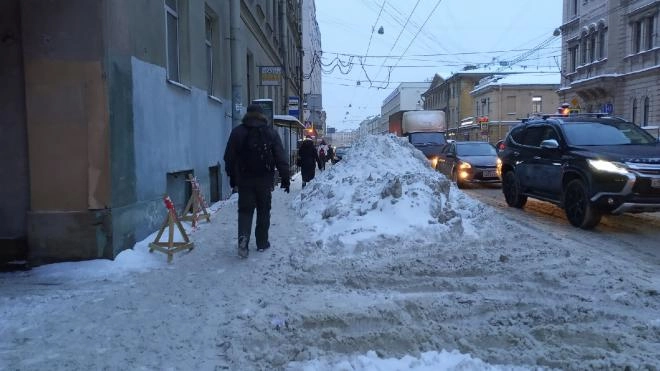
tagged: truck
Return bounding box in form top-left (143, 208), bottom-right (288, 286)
top-left (389, 110), bottom-right (448, 167)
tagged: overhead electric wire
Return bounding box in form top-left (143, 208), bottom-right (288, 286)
top-left (370, 0), bottom-right (422, 87)
top-left (375, 0), bottom-right (444, 89)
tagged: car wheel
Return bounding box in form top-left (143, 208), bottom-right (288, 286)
top-left (502, 170), bottom-right (527, 208)
top-left (564, 179), bottom-right (601, 229)
top-left (452, 169), bottom-right (465, 189)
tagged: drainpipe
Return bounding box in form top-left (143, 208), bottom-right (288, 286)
top-left (230, 0), bottom-right (242, 128)
top-left (299, 0), bottom-right (304, 124)
top-left (498, 84), bottom-right (503, 130)
top-left (279, 0), bottom-right (287, 115)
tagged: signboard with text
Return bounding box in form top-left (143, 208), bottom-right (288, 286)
top-left (288, 96), bottom-right (299, 117)
top-left (259, 66), bottom-right (282, 86)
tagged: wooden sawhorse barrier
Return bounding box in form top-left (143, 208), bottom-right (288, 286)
top-left (149, 195), bottom-right (194, 263)
top-left (180, 174), bottom-right (211, 228)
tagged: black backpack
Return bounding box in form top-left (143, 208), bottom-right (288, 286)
top-left (240, 126), bottom-right (275, 175)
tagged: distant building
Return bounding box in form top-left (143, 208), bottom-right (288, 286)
top-left (358, 115), bottom-right (382, 137)
top-left (302, 0), bottom-right (325, 136)
top-left (326, 130), bottom-right (358, 148)
top-left (559, 0), bottom-right (658, 125)
top-left (422, 72), bottom-right (492, 130)
top-left (460, 73), bottom-right (560, 142)
top-left (380, 82), bottom-right (430, 134)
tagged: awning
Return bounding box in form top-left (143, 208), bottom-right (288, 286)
top-left (273, 115), bottom-right (305, 130)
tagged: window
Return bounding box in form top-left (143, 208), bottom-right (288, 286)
top-left (506, 96), bottom-right (516, 115)
top-left (598, 28), bottom-right (606, 59)
top-left (580, 39), bottom-right (587, 64)
top-left (165, 0), bottom-right (180, 81)
top-left (205, 12), bottom-right (214, 95)
top-left (572, 0), bottom-right (578, 16)
top-left (646, 17), bottom-right (655, 50)
top-left (588, 35), bottom-right (596, 62)
top-left (532, 96), bottom-right (542, 113)
top-left (643, 97), bottom-right (650, 126)
top-left (521, 126), bottom-right (545, 147)
top-left (541, 126), bottom-right (559, 142)
top-left (633, 19), bottom-right (643, 53)
top-left (569, 45), bottom-right (578, 72)
top-left (632, 98), bottom-right (638, 123)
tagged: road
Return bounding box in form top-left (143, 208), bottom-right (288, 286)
top-left (462, 184), bottom-right (660, 263)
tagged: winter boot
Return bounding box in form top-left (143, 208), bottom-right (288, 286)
top-left (238, 236), bottom-right (249, 259)
top-left (257, 242), bottom-right (271, 252)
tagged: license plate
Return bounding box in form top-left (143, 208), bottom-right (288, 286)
top-left (483, 170), bottom-right (498, 178)
top-left (652, 178), bottom-right (660, 188)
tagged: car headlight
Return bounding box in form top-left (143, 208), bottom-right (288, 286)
top-left (430, 156), bottom-right (439, 168)
top-left (458, 162), bottom-right (472, 170)
top-left (588, 159), bottom-right (629, 175)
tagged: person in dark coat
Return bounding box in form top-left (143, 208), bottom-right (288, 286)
top-left (326, 146), bottom-right (335, 164)
top-left (298, 136), bottom-right (319, 187)
top-left (224, 104), bottom-right (290, 259)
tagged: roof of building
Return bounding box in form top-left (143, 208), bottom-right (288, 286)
top-left (470, 72), bottom-right (561, 95)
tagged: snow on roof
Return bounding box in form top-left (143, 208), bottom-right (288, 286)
top-left (273, 114), bottom-right (305, 129)
top-left (471, 72), bottom-right (560, 94)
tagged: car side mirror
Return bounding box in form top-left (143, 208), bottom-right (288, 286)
top-left (540, 139), bottom-right (559, 149)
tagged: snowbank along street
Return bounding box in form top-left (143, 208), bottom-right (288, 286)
top-left (1, 135), bottom-right (659, 370)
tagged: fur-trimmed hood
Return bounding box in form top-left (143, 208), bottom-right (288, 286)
top-left (241, 111), bottom-right (267, 128)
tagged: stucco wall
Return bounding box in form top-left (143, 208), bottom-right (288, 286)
top-left (123, 57), bottom-right (231, 245)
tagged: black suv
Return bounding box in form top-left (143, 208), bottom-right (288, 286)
top-left (498, 114), bottom-right (660, 229)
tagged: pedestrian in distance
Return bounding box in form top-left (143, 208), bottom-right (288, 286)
top-left (326, 146), bottom-right (334, 165)
top-left (317, 140), bottom-right (328, 170)
top-left (297, 135), bottom-right (319, 188)
top-left (224, 104), bottom-right (290, 259)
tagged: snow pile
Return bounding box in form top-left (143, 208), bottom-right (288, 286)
top-left (293, 134), bottom-right (490, 250)
top-left (287, 350), bottom-right (528, 371)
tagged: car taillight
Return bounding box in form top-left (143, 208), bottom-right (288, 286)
top-left (498, 142), bottom-right (506, 150)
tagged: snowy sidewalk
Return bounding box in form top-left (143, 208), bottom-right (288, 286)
top-left (2, 135), bottom-right (660, 371)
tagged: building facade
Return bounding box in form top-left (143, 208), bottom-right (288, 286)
top-left (461, 73), bottom-right (560, 142)
top-left (559, 0), bottom-right (659, 125)
top-left (358, 115), bottom-right (382, 137)
top-left (301, 0), bottom-right (325, 137)
top-left (421, 72), bottom-right (491, 130)
top-left (0, 0), bottom-right (303, 266)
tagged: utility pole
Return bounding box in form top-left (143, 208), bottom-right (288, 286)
top-left (230, 0), bottom-right (243, 128)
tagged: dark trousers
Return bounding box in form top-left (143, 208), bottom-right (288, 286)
top-left (237, 178), bottom-right (272, 249)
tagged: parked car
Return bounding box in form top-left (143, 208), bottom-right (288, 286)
top-left (332, 146), bottom-right (350, 164)
top-left (436, 141), bottom-right (501, 188)
top-left (498, 114), bottom-right (660, 229)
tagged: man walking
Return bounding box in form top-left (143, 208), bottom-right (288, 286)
top-left (224, 104), bottom-right (290, 258)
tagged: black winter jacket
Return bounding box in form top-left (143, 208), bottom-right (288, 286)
top-left (224, 111), bottom-right (290, 187)
top-left (298, 139), bottom-right (319, 182)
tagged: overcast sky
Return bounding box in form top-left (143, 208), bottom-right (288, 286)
top-left (315, 0), bottom-right (563, 131)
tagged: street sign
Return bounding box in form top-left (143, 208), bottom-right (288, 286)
top-left (288, 96), bottom-right (299, 117)
top-left (603, 103), bottom-right (613, 114)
